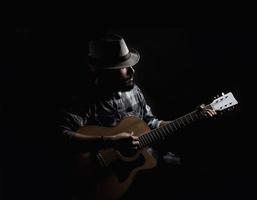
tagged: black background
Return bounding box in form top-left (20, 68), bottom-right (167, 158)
top-left (1, 12), bottom-right (256, 200)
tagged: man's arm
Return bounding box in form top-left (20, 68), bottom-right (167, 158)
top-left (135, 86), bottom-right (162, 129)
top-left (56, 111), bottom-right (139, 153)
top-left (158, 104), bottom-right (217, 127)
top-left (70, 132), bottom-right (139, 153)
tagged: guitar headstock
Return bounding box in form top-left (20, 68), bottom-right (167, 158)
top-left (209, 92), bottom-right (238, 112)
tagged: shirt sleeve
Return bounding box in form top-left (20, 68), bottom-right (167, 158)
top-left (135, 85), bottom-right (162, 129)
top-left (56, 110), bottom-right (85, 142)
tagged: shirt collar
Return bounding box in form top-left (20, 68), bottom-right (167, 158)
top-left (113, 91), bottom-right (122, 99)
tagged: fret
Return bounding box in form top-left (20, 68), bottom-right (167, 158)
top-left (150, 131), bottom-right (158, 142)
top-left (181, 116), bottom-right (188, 126)
top-left (139, 139), bottom-right (144, 149)
top-left (174, 119), bottom-right (180, 128)
top-left (159, 129), bottom-right (166, 139)
top-left (143, 135), bottom-right (150, 145)
top-left (171, 121), bottom-right (178, 130)
top-left (158, 129), bottom-right (166, 140)
top-left (147, 133), bottom-right (155, 143)
top-left (196, 112), bottom-right (203, 120)
top-left (154, 130), bottom-right (162, 141)
top-left (175, 120), bottom-right (182, 128)
top-left (179, 118), bottom-right (186, 126)
top-left (144, 134), bottom-right (153, 146)
top-left (189, 113), bottom-right (194, 121)
top-left (162, 125), bottom-right (170, 136)
top-left (167, 123), bottom-right (174, 132)
top-left (184, 114), bottom-right (191, 124)
top-left (155, 130), bottom-right (163, 141)
top-left (158, 127), bottom-right (164, 140)
top-left (194, 113), bottom-right (199, 120)
top-left (140, 136), bottom-right (147, 147)
top-left (142, 134), bottom-right (150, 146)
top-left (143, 136), bottom-right (149, 147)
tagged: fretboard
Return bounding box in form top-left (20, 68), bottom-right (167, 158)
top-left (138, 110), bottom-right (203, 149)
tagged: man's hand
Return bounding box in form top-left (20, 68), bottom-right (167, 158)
top-left (198, 104), bottom-right (217, 118)
top-left (111, 132), bottom-right (140, 151)
top-left (159, 121), bottom-right (171, 127)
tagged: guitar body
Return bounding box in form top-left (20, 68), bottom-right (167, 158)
top-left (73, 116), bottom-right (157, 200)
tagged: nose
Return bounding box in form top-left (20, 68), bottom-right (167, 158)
top-left (128, 66), bottom-right (135, 74)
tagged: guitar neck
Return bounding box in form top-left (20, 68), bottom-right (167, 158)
top-left (138, 110), bottom-right (203, 149)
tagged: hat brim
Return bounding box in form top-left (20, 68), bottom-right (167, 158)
top-left (89, 48), bottom-right (140, 69)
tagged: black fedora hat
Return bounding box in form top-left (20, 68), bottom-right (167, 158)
top-left (88, 33), bottom-right (140, 69)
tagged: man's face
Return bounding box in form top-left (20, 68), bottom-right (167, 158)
top-left (96, 66), bottom-right (135, 92)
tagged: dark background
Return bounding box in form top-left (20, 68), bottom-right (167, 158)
top-left (1, 17), bottom-right (256, 200)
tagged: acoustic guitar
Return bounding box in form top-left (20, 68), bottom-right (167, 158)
top-left (73, 92), bottom-right (238, 200)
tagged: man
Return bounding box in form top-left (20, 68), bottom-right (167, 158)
top-left (56, 33), bottom-right (216, 199)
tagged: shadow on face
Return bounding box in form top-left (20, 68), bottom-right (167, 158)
top-left (93, 66), bottom-right (136, 92)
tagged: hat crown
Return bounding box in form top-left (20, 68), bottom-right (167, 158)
top-left (87, 33), bottom-right (140, 69)
top-left (88, 34), bottom-right (130, 60)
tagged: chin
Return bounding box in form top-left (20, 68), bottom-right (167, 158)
top-left (120, 82), bottom-right (135, 92)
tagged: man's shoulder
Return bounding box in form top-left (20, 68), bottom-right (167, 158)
top-left (133, 84), bottom-right (142, 93)
top-left (122, 84), bottom-right (143, 97)
top-left (133, 84), bottom-right (145, 97)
